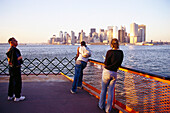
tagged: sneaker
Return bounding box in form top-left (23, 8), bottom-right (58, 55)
top-left (14, 96), bottom-right (25, 102)
top-left (70, 89), bottom-right (76, 94)
top-left (8, 95), bottom-right (15, 100)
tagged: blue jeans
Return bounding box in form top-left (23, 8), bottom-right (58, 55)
top-left (99, 68), bottom-right (117, 113)
top-left (71, 60), bottom-right (87, 92)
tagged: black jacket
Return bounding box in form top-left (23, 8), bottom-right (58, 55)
top-left (104, 49), bottom-right (124, 72)
top-left (6, 46), bottom-right (23, 67)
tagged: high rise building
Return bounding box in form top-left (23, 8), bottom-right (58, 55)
top-left (90, 28), bottom-right (96, 37)
top-left (118, 26), bottom-right (126, 43)
top-left (59, 31), bottom-right (63, 42)
top-left (104, 30), bottom-right (108, 40)
top-left (67, 33), bottom-right (71, 44)
top-left (130, 23), bottom-right (138, 43)
top-left (49, 35), bottom-right (57, 44)
top-left (80, 30), bottom-right (85, 43)
top-left (93, 32), bottom-right (100, 43)
top-left (71, 31), bottom-right (75, 45)
top-left (107, 26), bottom-right (113, 44)
top-left (99, 29), bottom-right (105, 42)
top-left (113, 26), bottom-right (118, 39)
top-left (138, 24), bottom-right (146, 42)
top-left (138, 28), bottom-right (145, 42)
top-left (63, 32), bottom-right (67, 44)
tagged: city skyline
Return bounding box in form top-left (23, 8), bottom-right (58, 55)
top-left (48, 23), bottom-right (146, 45)
top-left (0, 0), bottom-right (170, 43)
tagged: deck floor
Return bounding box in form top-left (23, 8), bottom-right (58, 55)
top-left (0, 75), bottom-right (117, 113)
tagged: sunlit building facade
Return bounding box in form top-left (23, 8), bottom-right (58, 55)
top-left (80, 30), bottom-right (85, 43)
top-left (138, 24), bottom-right (146, 42)
top-left (107, 26), bottom-right (113, 44)
top-left (130, 23), bottom-right (138, 43)
top-left (113, 26), bottom-right (118, 39)
top-left (138, 28), bottom-right (145, 42)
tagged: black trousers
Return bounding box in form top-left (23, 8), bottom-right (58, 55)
top-left (8, 67), bottom-right (22, 98)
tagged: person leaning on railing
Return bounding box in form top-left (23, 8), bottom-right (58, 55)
top-left (70, 41), bottom-right (91, 93)
top-left (6, 37), bottom-right (25, 102)
top-left (98, 38), bottom-right (124, 113)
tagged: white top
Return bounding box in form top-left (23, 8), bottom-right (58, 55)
top-left (77, 46), bottom-right (89, 62)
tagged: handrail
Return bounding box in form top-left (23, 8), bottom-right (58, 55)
top-left (88, 59), bottom-right (170, 81)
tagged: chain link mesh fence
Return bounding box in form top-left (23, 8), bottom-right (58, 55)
top-left (83, 60), bottom-right (170, 112)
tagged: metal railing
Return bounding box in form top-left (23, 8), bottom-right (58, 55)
top-left (0, 57), bottom-right (75, 76)
top-left (87, 59), bottom-right (170, 113)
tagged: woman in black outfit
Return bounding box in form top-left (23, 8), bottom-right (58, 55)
top-left (98, 38), bottom-right (124, 113)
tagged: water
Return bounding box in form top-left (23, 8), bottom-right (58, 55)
top-left (0, 44), bottom-right (170, 76)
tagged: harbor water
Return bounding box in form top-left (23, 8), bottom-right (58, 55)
top-left (0, 44), bottom-right (169, 76)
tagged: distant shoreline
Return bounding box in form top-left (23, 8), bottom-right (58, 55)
top-left (0, 42), bottom-right (170, 46)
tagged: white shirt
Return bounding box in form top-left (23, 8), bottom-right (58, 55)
top-left (77, 46), bottom-right (89, 62)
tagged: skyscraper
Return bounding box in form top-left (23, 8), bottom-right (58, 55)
top-left (138, 24), bottom-right (146, 42)
top-left (138, 28), bottom-right (145, 42)
top-left (90, 28), bottom-right (96, 37)
top-left (107, 26), bottom-right (113, 44)
top-left (63, 32), bottom-right (67, 44)
top-left (118, 26), bottom-right (126, 43)
top-left (59, 31), bottom-right (63, 42)
top-left (71, 31), bottom-right (75, 45)
top-left (99, 29), bottom-right (105, 42)
top-left (50, 35), bottom-right (57, 44)
top-left (130, 23), bottom-right (138, 43)
top-left (113, 26), bottom-right (118, 39)
top-left (80, 30), bottom-right (85, 43)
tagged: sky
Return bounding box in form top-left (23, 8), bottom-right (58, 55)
top-left (0, 0), bottom-right (170, 43)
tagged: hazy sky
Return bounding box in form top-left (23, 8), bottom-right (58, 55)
top-left (0, 0), bottom-right (170, 43)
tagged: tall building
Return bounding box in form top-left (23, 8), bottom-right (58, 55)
top-left (90, 28), bottom-right (96, 37)
top-left (93, 32), bottom-right (100, 43)
top-left (59, 31), bottom-right (63, 42)
top-left (118, 26), bottom-right (126, 43)
top-left (130, 23), bottom-right (138, 43)
top-left (99, 29), bottom-right (105, 42)
top-left (104, 30), bottom-right (108, 40)
top-left (71, 31), bottom-right (75, 45)
top-left (113, 26), bottom-right (118, 39)
top-left (138, 24), bottom-right (146, 42)
top-left (49, 35), bottom-right (57, 44)
top-left (67, 33), bottom-right (71, 44)
top-left (107, 26), bottom-right (113, 44)
top-left (63, 32), bottom-right (67, 44)
top-left (138, 28), bottom-right (145, 42)
top-left (80, 30), bottom-right (85, 43)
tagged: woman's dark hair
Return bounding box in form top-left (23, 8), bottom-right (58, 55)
top-left (110, 38), bottom-right (119, 49)
top-left (81, 41), bottom-right (86, 47)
